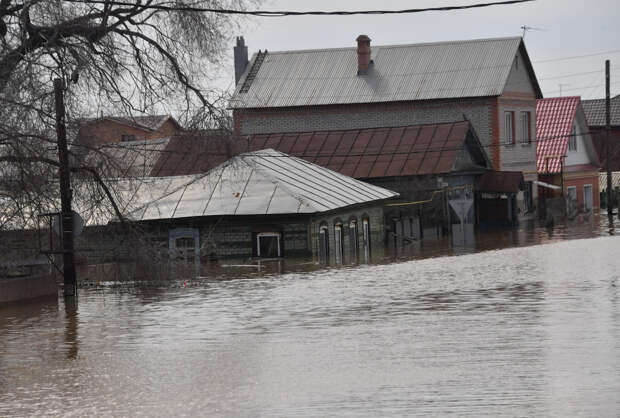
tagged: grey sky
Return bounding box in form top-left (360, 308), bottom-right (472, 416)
top-left (220, 0), bottom-right (619, 100)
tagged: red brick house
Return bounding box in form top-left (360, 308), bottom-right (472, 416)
top-left (77, 115), bottom-right (182, 146)
top-left (536, 96), bottom-right (600, 213)
top-left (230, 35), bottom-right (542, 218)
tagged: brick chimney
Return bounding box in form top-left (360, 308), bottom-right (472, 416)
top-left (356, 35), bottom-right (371, 75)
top-left (234, 36), bottom-right (249, 85)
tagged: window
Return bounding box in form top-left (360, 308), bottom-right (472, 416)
top-left (349, 219), bottom-right (358, 262)
top-left (334, 223), bottom-right (343, 264)
top-left (362, 218), bottom-right (371, 262)
top-left (169, 228), bottom-right (199, 262)
top-left (319, 224), bottom-right (329, 263)
top-left (523, 181), bottom-right (534, 213)
top-left (121, 134), bottom-right (136, 142)
top-left (567, 186), bottom-right (577, 202)
top-left (568, 124), bottom-right (577, 151)
top-left (256, 232), bottom-right (281, 258)
top-left (521, 112), bottom-right (531, 144)
top-left (505, 111), bottom-right (515, 144)
top-left (583, 184), bottom-right (593, 211)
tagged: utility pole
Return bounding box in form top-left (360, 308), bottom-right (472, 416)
top-left (54, 78), bottom-right (77, 298)
top-left (606, 60), bottom-right (613, 217)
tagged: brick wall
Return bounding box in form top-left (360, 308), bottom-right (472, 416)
top-left (77, 119), bottom-right (182, 145)
top-left (564, 172), bottom-right (600, 210)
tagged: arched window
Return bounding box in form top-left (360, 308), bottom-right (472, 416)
top-left (319, 223), bottom-right (329, 263)
top-left (362, 218), bottom-right (371, 262)
top-left (334, 223), bottom-right (343, 264)
top-left (349, 218), bottom-right (358, 263)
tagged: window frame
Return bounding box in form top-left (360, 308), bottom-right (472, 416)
top-left (521, 111), bottom-right (531, 144)
top-left (583, 184), bottom-right (593, 211)
top-left (256, 232), bottom-right (281, 258)
top-left (505, 111), bottom-right (515, 145)
top-left (568, 124), bottom-right (577, 151)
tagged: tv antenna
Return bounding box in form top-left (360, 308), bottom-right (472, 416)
top-left (521, 25), bottom-right (545, 38)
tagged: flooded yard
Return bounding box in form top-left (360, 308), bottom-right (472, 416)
top-left (1, 217), bottom-right (620, 417)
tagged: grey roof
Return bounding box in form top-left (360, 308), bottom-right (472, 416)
top-left (230, 36), bottom-right (540, 109)
top-left (582, 96), bottom-right (620, 126)
top-left (115, 149), bottom-right (398, 222)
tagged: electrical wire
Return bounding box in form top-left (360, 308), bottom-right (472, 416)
top-left (61, 0), bottom-right (535, 17)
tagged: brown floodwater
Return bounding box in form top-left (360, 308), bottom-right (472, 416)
top-left (1, 215), bottom-right (619, 417)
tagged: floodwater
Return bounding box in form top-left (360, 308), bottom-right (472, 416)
top-left (1, 218), bottom-right (620, 417)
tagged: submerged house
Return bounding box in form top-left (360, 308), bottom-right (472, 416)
top-left (110, 149), bottom-right (398, 263)
top-left (230, 35), bottom-right (542, 220)
top-left (536, 96), bottom-right (600, 214)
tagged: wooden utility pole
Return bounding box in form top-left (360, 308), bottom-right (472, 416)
top-left (54, 78), bottom-right (77, 297)
top-left (605, 60), bottom-right (613, 217)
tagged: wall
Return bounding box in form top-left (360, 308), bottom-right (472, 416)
top-left (235, 97), bottom-right (496, 163)
top-left (77, 119), bottom-right (182, 145)
top-left (564, 172), bottom-right (600, 210)
top-left (310, 204), bottom-right (387, 264)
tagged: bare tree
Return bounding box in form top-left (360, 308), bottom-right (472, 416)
top-left (0, 0), bottom-right (255, 230)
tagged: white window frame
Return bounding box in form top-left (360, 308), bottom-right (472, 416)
top-left (362, 218), bottom-right (371, 261)
top-left (568, 124), bottom-right (577, 151)
top-left (567, 186), bottom-right (577, 202)
top-left (583, 184), bottom-right (593, 211)
top-left (505, 111), bottom-right (514, 145)
top-left (349, 220), bottom-right (358, 261)
top-left (334, 223), bottom-right (343, 264)
top-left (169, 228), bottom-right (200, 261)
top-left (256, 232), bottom-right (281, 257)
top-left (521, 111), bottom-right (531, 144)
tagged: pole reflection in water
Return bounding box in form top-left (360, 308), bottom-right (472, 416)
top-left (63, 296), bottom-right (78, 360)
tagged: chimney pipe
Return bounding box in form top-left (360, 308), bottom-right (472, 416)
top-left (356, 35), bottom-right (371, 75)
top-left (234, 36), bottom-right (249, 85)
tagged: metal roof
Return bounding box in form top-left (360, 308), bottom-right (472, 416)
top-left (230, 37), bottom-right (535, 109)
top-left (116, 149), bottom-right (398, 222)
top-left (582, 95), bottom-right (620, 127)
top-left (536, 97), bottom-right (580, 174)
top-left (239, 121), bottom-right (490, 178)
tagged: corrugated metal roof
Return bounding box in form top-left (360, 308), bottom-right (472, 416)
top-left (118, 149), bottom-right (398, 222)
top-left (240, 121), bottom-right (490, 178)
top-left (582, 95), bottom-right (620, 126)
top-left (230, 37), bottom-right (526, 109)
top-left (536, 96), bottom-right (580, 174)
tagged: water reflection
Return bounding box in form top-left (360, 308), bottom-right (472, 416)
top-left (63, 297), bottom-right (78, 360)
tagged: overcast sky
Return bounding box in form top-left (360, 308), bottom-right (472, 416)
top-left (219, 0), bottom-right (620, 100)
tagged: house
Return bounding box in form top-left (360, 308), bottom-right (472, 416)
top-left (230, 35), bottom-right (542, 219)
top-left (582, 94), bottom-right (620, 173)
top-left (76, 115), bottom-right (182, 146)
top-left (100, 149), bottom-right (399, 264)
top-left (536, 96), bottom-right (600, 214)
top-left (234, 120), bottom-right (523, 234)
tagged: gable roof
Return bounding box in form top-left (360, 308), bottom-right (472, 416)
top-left (230, 36), bottom-right (541, 109)
top-left (582, 95), bottom-right (620, 127)
top-left (117, 149), bottom-right (398, 222)
top-left (239, 121), bottom-right (490, 178)
top-left (536, 96), bottom-right (580, 173)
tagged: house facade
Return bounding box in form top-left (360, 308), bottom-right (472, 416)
top-left (230, 35), bottom-right (542, 218)
top-left (95, 149), bottom-right (399, 264)
top-left (76, 115), bottom-right (182, 146)
top-left (582, 94), bottom-right (620, 173)
top-left (536, 96), bottom-right (600, 214)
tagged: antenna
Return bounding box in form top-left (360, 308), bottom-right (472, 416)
top-left (521, 25), bottom-right (546, 38)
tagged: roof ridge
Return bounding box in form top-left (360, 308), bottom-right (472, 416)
top-left (262, 36), bottom-right (521, 56)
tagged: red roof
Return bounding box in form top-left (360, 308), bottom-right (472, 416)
top-left (536, 96), bottom-right (579, 173)
top-left (242, 121), bottom-right (487, 179)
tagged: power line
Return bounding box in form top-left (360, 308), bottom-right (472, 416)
top-left (61, 0), bottom-right (535, 17)
top-left (533, 49), bottom-right (620, 64)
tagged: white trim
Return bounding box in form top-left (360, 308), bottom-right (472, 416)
top-left (256, 232), bottom-right (281, 257)
top-left (583, 184), bottom-right (593, 211)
